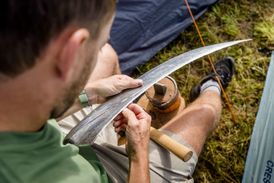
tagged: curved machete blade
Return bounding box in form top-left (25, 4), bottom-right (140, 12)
top-left (65, 39), bottom-right (251, 145)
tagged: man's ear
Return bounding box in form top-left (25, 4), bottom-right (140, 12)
top-left (57, 28), bottom-right (90, 81)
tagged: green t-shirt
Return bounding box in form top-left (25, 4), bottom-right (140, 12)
top-left (0, 120), bottom-right (109, 183)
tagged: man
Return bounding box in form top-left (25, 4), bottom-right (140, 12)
top-left (0, 0), bottom-right (235, 182)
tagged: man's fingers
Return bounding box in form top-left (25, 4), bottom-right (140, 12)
top-left (113, 117), bottom-right (127, 127)
top-left (115, 124), bottom-right (126, 133)
top-left (116, 75), bottom-right (143, 90)
top-left (113, 120), bottom-right (122, 127)
top-left (122, 108), bottom-right (138, 126)
top-left (114, 113), bottom-right (123, 121)
top-left (122, 108), bottom-right (136, 120)
top-left (127, 104), bottom-right (143, 114)
top-left (128, 78), bottom-right (143, 88)
top-left (127, 104), bottom-right (149, 119)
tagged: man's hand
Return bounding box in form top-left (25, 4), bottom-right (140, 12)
top-left (57, 75), bottom-right (141, 121)
top-left (85, 75), bottom-right (143, 104)
top-left (114, 104), bottom-right (151, 157)
top-left (113, 104), bottom-right (151, 183)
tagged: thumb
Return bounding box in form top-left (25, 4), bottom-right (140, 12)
top-left (117, 75), bottom-right (143, 90)
top-left (128, 78), bottom-right (143, 88)
top-left (122, 108), bottom-right (138, 126)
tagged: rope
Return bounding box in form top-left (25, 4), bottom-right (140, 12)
top-left (183, 0), bottom-right (237, 122)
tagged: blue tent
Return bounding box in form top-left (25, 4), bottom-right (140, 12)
top-left (110, 0), bottom-right (218, 74)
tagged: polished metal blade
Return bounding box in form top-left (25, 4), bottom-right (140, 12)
top-left (65, 39), bottom-right (251, 145)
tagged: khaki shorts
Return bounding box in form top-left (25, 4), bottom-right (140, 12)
top-left (59, 107), bottom-right (198, 183)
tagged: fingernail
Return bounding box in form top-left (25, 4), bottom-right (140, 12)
top-left (136, 79), bottom-right (143, 86)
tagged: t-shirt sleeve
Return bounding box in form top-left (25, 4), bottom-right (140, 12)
top-left (78, 145), bottom-right (110, 183)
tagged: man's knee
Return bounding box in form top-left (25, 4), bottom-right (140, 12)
top-left (88, 44), bottom-right (120, 81)
top-left (101, 43), bottom-right (119, 67)
top-left (195, 103), bottom-right (221, 130)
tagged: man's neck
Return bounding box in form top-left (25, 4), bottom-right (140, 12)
top-left (0, 78), bottom-right (51, 132)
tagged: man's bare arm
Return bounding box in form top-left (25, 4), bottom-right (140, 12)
top-left (128, 146), bottom-right (150, 183)
top-left (114, 104), bottom-right (151, 183)
top-left (57, 75), bottom-right (143, 121)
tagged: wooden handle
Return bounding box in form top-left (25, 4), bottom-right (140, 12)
top-left (150, 127), bottom-right (193, 162)
top-left (118, 127), bottom-right (193, 162)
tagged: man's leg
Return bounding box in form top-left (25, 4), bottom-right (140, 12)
top-left (161, 57), bottom-right (235, 155)
top-left (161, 90), bottom-right (221, 155)
top-left (88, 43), bottom-right (120, 82)
top-left (138, 57), bottom-right (235, 183)
top-left (93, 92), bottom-right (222, 182)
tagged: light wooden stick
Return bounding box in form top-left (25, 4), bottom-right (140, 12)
top-left (118, 127), bottom-right (193, 162)
top-left (150, 127), bottom-right (193, 162)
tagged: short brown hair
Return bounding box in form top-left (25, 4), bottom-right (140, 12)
top-left (0, 0), bottom-right (115, 77)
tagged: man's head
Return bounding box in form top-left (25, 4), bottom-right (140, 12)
top-left (0, 0), bottom-right (115, 128)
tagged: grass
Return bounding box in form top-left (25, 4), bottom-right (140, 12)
top-left (134, 0), bottom-right (274, 182)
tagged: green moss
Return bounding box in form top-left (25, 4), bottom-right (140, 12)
top-left (254, 20), bottom-right (274, 47)
top-left (222, 15), bottom-right (241, 36)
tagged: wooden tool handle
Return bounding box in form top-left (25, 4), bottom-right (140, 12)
top-left (118, 127), bottom-right (193, 162)
top-left (150, 127), bottom-right (193, 162)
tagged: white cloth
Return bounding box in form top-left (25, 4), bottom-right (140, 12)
top-left (58, 104), bottom-right (118, 145)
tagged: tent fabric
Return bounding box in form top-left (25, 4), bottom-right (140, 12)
top-left (242, 52), bottom-right (274, 183)
top-left (110, 0), bottom-right (219, 74)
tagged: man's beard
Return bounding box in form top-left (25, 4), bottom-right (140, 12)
top-left (50, 53), bottom-right (96, 119)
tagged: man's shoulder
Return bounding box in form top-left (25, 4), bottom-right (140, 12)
top-left (0, 120), bottom-right (109, 183)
